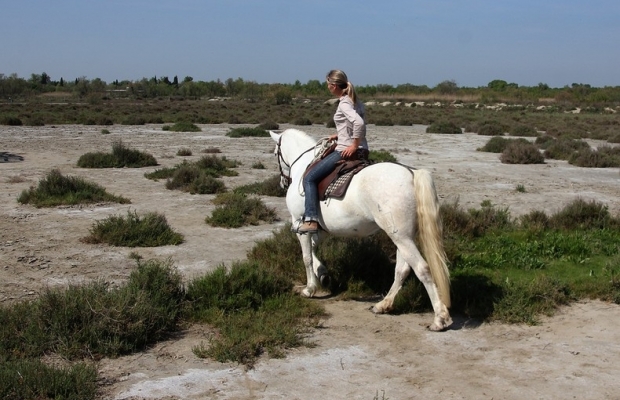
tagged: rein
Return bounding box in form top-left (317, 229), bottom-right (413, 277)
top-left (275, 134), bottom-right (314, 190)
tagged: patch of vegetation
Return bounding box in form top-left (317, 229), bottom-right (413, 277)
top-left (17, 169), bottom-right (130, 207)
top-left (258, 121), bottom-right (279, 130)
top-left (202, 146), bottom-right (221, 153)
top-left (478, 136), bottom-right (509, 153)
top-left (568, 145), bottom-right (620, 168)
top-left (0, 115), bottom-right (23, 126)
top-left (426, 121), bottom-right (462, 134)
top-left (543, 138), bottom-right (590, 160)
top-left (163, 121), bottom-right (201, 132)
top-left (77, 140), bottom-right (157, 168)
top-left (477, 121), bottom-right (507, 136)
top-left (509, 125), bottom-right (538, 137)
top-left (186, 262), bottom-right (325, 368)
top-left (177, 147), bottom-right (192, 156)
top-left (233, 175), bottom-right (287, 197)
top-left (82, 209), bottom-right (184, 247)
top-left (251, 161), bottom-right (265, 169)
top-left (226, 127), bottom-right (269, 138)
top-left (101, 128), bottom-right (110, 134)
top-left (500, 141), bottom-right (545, 164)
top-left (145, 155), bottom-right (240, 194)
top-left (206, 192), bottom-right (278, 228)
top-left (369, 149), bottom-right (398, 163)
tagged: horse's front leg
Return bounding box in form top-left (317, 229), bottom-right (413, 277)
top-left (296, 232), bottom-right (327, 297)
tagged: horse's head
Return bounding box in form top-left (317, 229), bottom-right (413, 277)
top-left (270, 130), bottom-right (291, 189)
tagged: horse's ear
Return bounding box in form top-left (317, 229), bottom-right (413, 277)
top-left (269, 130), bottom-right (281, 143)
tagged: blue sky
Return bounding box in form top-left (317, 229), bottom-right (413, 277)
top-left (2, 1), bottom-right (619, 88)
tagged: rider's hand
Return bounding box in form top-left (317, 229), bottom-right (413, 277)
top-left (341, 144), bottom-right (357, 159)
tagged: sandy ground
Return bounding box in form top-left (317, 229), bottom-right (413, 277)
top-left (1, 123), bottom-right (620, 400)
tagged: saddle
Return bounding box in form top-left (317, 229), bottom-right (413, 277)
top-left (306, 145), bottom-right (371, 201)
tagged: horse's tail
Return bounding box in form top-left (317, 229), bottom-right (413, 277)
top-left (413, 169), bottom-right (451, 308)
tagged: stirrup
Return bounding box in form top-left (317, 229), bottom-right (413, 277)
top-left (293, 219), bottom-right (319, 234)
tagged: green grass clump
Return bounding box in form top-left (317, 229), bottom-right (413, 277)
top-left (17, 169), bottom-right (130, 207)
top-left (77, 141), bottom-right (157, 168)
top-left (369, 149), bottom-right (398, 163)
top-left (477, 121), bottom-right (507, 136)
top-left (226, 127), bottom-right (269, 138)
top-left (186, 262), bottom-right (325, 367)
top-left (0, 360), bottom-right (98, 400)
top-left (206, 192), bottom-right (278, 228)
top-left (163, 121), bottom-right (201, 132)
top-left (145, 155), bottom-right (240, 194)
top-left (426, 121), bottom-right (462, 134)
top-left (233, 175), bottom-right (287, 197)
top-left (83, 210), bottom-right (184, 247)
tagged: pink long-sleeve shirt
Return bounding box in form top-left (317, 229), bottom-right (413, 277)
top-left (333, 95), bottom-right (368, 152)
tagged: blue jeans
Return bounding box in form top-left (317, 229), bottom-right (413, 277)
top-left (302, 150), bottom-right (343, 221)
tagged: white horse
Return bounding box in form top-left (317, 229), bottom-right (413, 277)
top-left (270, 129), bottom-right (452, 331)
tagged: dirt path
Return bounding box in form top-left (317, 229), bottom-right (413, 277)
top-left (1, 124), bottom-right (619, 399)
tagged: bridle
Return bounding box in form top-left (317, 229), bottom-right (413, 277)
top-left (275, 134), bottom-right (315, 190)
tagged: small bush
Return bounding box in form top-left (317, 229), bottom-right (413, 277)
top-left (568, 145), bottom-right (620, 168)
top-left (293, 117), bottom-right (312, 126)
top-left (206, 192), bottom-right (278, 228)
top-left (233, 175), bottom-right (287, 197)
top-left (17, 169), bottom-right (130, 207)
top-left (77, 141), bottom-right (157, 168)
top-left (369, 149), bottom-right (397, 163)
top-left (477, 121), bottom-right (507, 136)
top-left (478, 136), bottom-right (509, 153)
top-left (509, 125), bottom-right (538, 137)
top-left (101, 128), bottom-right (111, 134)
top-left (0, 115), bottom-right (23, 126)
top-left (500, 141), bottom-right (545, 164)
top-left (121, 115), bottom-right (146, 125)
top-left (83, 209), bottom-right (184, 247)
top-left (226, 127), bottom-right (269, 138)
top-left (426, 121), bottom-right (461, 134)
top-left (549, 199), bottom-right (612, 230)
top-left (202, 146), bottom-right (221, 153)
top-left (177, 148), bottom-right (192, 156)
top-left (251, 161), bottom-right (265, 169)
top-left (543, 138), bottom-right (590, 160)
top-left (258, 121), bottom-right (279, 130)
top-left (164, 122), bottom-right (201, 132)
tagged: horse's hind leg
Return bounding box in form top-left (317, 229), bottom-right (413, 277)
top-left (373, 241), bottom-right (452, 331)
top-left (297, 232), bottom-right (328, 297)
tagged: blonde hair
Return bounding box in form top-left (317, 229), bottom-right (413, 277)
top-left (326, 69), bottom-right (359, 105)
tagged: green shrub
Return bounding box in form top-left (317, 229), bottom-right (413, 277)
top-left (83, 210), bottom-right (184, 247)
top-left (426, 121), bottom-right (461, 134)
top-left (0, 115), bottom-right (23, 126)
top-left (226, 127), bottom-right (269, 137)
top-left (17, 169), bottom-right (130, 207)
top-left (375, 118), bottom-right (395, 126)
top-left (549, 199), bottom-right (612, 230)
top-left (568, 145), bottom-right (620, 168)
top-left (121, 115), bottom-right (146, 125)
top-left (234, 175), bottom-right (287, 197)
top-left (500, 141), bottom-right (545, 164)
top-left (101, 128), bottom-right (110, 134)
top-left (534, 135), bottom-right (556, 149)
top-left (544, 138), bottom-right (591, 160)
top-left (77, 141), bottom-right (157, 168)
top-left (477, 121), bottom-right (507, 136)
top-left (177, 148), bottom-right (192, 156)
top-left (206, 192), bottom-right (278, 228)
top-left (293, 117), bottom-right (312, 125)
top-left (369, 149), bottom-right (397, 163)
top-left (258, 121), bottom-right (279, 130)
top-left (0, 360), bottom-right (98, 400)
top-left (165, 121), bottom-right (201, 132)
top-left (478, 136), bottom-right (509, 153)
top-left (509, 125), bottom-right (538, 137)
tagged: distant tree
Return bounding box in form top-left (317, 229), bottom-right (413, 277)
top-left (173, 76), bottom-right (179, 87)
top-left (435, 79), bottom-right (458, 94)
top-left (183, 76), bottom-right (193, 83)
top-left (488, 79), bottom-right (508, 91)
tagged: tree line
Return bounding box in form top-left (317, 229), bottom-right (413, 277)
top-left (1, 72), bottom-right (620, 105)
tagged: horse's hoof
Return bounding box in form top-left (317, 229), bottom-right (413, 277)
top-left (301, 287), bottom-right (315, 298)
top-left (370, 305), bottom-right (386, 314)
top-left (319, 273), bottom-right (331, 289)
